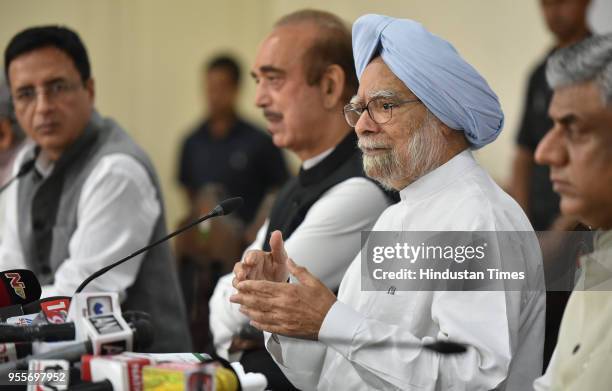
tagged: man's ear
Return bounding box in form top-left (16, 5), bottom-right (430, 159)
top-left (320, 64), bottom-right (346, 110)
top-left (85, 78), bottom-right (95, 103)
top-left (0, 119), bottom-right (14, 151)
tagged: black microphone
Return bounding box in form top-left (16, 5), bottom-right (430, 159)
top-left (0, 269), bottom-right (42, 308)
top-left (74, 196), bottom-right (244, 293)
top-left (0, 304), bottom-right (24, 322)
top-left (0, 311), bottom-right (151, 343)
top-left (0, 323), bottom-right (75, 343)
top-left (0, 296), bottom-right (71, 324)
top-left (0, 148), bottom-right (39, 195)
top-left (0, 341), bottom-right (33, 362)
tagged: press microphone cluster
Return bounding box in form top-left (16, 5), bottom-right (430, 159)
top-left (0, 317), bottom-right (154, 372)
top-left (0, 197), bottom-right (246, 389)
top-left (0, 311), bottom-right (149, 343)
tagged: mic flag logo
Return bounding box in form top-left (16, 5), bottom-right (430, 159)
top-left (93, 302), bottom-right (104, 314)
top-left (41, 298), bottom-right (71, 324)
top-left (86, 295), bottom-right (113, 316)
top-left (4, 272), bottom-right (26, 299)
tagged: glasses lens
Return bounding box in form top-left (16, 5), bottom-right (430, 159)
top-left (369, 99), bottom-right (392, 124)
top-left (344, 106), bottom-right (361, 127)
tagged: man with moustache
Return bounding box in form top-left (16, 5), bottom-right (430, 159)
top-left (230, 15), bottom-right (545, 390)
top-left (208, 10), bottom-right (391, 389)
top-left (0, 26), bottom-right (190, 352)
top-left (533, 34), bottom-right (612, 391)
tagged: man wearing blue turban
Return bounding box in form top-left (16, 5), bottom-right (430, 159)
top-left (231, 14), bottom-right (545, 390)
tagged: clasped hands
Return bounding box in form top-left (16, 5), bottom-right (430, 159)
top-left (230, 230), bottom-right (337, 340)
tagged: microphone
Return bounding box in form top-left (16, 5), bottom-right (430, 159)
top-left (0, 317), bottom-right (153, 374)
top-left (0, 296), bottom-right (72, 324)
top-left (0, 304), bottom-right (24, 322)
top-left (81, 354), bottom-right (154, 390)
top-left (0, 147), bottom-right (39, 195)
top-left (25, 296), bottom-right (71, 324)
top-left (74, 196), bottom-right (244, 293)
top-left (0, 269), bottom-right (41, 308)
top-left (143, 361), bottom-right (240, 391)
top-left (0, 323), bottom-right (75, 343)
top-left (0, 311), bottom-right (148, 343)
top-left (0, 342), bottom-right (32, 362)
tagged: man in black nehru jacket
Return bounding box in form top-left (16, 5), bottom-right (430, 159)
top-left (209, 9), bottom-right (393, 390)
top-left (0, 26), bottom-right (190, 352)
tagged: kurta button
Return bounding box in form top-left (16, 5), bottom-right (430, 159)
top-left (572, 344), bottom-right (580, 354)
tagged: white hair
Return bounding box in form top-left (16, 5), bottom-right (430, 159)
top-left (547, 33), bottom-right (612, 105)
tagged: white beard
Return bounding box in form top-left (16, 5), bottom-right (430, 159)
top-left (359, 114), bottom-right (444, 191)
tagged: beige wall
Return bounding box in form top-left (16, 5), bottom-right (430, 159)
top-left (0, 0), bottom-right (580, 226)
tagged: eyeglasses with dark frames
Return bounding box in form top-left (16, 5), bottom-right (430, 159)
top-left (343, 97), bottom-right (420, 127)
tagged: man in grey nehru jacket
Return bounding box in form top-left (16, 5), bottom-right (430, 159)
top-left (0, 26), bottom-right (190, 352)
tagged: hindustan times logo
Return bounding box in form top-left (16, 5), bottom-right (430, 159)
top-left (371, 242), bottom-right (487, 264)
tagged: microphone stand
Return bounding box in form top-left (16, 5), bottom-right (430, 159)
top-left (74, 197), bottom-right (244, 293)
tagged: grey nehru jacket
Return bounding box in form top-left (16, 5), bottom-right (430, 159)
top-left (17, 111), bottom-right (192, 352)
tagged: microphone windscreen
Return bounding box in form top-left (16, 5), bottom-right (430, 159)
top-left (131, 318), bottom-right (155, 351)
top-left (217, 197), bottom-right (244, 216)
top-left (0, 270), bottom-right (41, 308)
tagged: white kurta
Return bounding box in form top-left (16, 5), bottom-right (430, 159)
top-left (534, 230), bottom-right (612, 391)
top-left (265, 150), bottom-right (546, 390)
top-left (210, 148), bottom-right (391, 360)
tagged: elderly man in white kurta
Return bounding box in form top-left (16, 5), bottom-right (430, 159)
top-left (230, 14), bottom-right (545, 390)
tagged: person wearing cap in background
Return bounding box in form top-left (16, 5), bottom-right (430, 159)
top-left (230, 14), bottom-right (545, 390)
top-left (0, 73), bottom-right (27, 244)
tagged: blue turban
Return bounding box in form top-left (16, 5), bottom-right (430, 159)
top-left (352, 14), bottom-right (504, 149)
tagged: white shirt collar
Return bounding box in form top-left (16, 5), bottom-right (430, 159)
top-left (398, 149), bottom-right (478, 203)
top-left (302, 147), bottom-right (335, 170)
top-left (34, 149), bottom-right (55, 178)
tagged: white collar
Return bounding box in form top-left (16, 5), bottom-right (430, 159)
top-left (398, 149), bottom-right (478, 203)
top-left (34, 149), bottom-right (55, 178)
top-left (302, 147), bottom-right (335, 171)
top-left (580, 230), bottom-right (612, 290)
